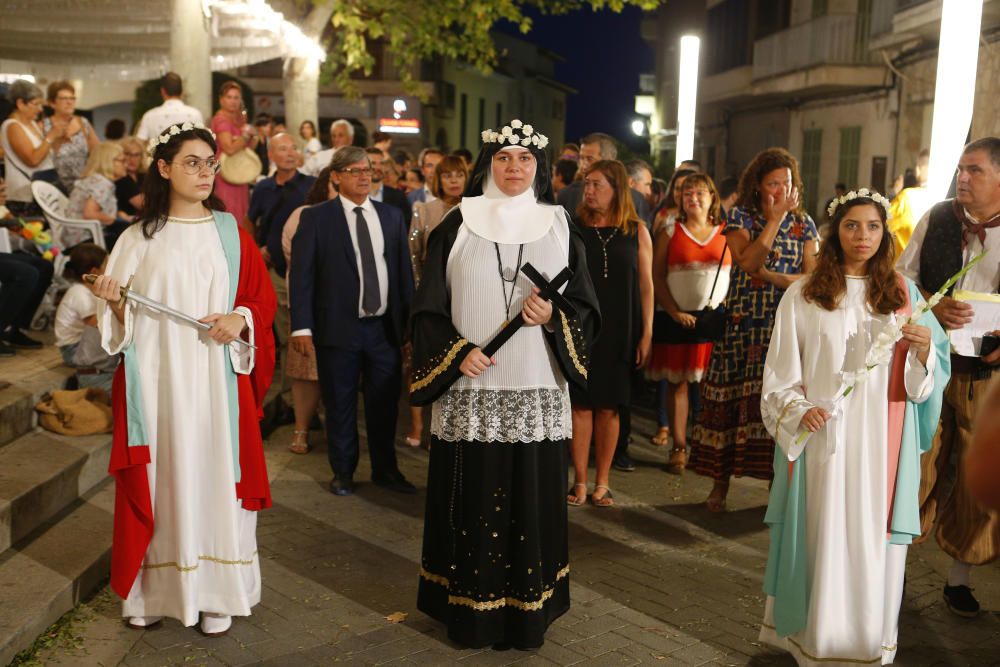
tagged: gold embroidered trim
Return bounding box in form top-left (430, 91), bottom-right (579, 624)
top-left (776, 398), bottom-right (809, 434)
top-left (411, 338), bottom-right (469, 392)
top-left (762, 624), bottom-right (881, 664)
top-left (420, 564), bottom-right (569, 612)
top-left (142, 551), bottom-right (258, 572)
top-left (560, 313), bottom-right (587, 379)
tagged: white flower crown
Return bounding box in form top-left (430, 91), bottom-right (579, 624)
top-left (481, 119), bottom-right (549, 149)
top-left (827, 187), bottom-right (891, 219)
top-left (147, 122), bottom-right (216, 154)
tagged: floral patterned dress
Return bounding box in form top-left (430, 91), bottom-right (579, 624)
top-left (687, 206), bottom-right (818, 481)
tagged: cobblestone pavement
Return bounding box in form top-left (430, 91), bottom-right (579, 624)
top-left (34, 413), bottom-right (1000, 666)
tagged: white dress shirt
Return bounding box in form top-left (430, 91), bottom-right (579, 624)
top-left (291, 195), bottom-right (389, 338)
top-left (135, 98), bottom-right (205, 140)
top-left (897, 207), bottom-right (1000, 294)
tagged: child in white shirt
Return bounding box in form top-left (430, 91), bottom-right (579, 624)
top-left (55, 243), bottom-right (117, 391)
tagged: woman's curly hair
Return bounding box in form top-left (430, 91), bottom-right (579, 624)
top-left (734, 147), bottom-right (807, 218)
top-left (802, 197), bottom-right (904, 313)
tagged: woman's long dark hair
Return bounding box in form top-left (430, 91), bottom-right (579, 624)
top-left (136, 126), bottom-right (224, 238)
top-left (802, 197), bottom-right (904, 314)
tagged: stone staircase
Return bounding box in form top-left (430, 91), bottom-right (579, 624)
top-left (0, 342), bottom-right (114, 666)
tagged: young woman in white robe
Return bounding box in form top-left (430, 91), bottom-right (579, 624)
top-left (94, 125), bottom-right (276, 637)
top-left (759, 194), bottom-right (950, 666)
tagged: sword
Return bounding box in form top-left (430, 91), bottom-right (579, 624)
top-left (83, 274), bottom-right (256, 350)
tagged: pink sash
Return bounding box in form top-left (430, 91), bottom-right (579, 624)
top-left (885, 274), bottom-right (912, 534)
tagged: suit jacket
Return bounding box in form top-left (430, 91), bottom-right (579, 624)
top-left (407, 187), bottom-right (427, 205)
top-left (557, 180), bottom-right (650, 221)
top-left (289, 197), bottom-right (414, 347)
top-left (380, 185), bottom-right (413, 225)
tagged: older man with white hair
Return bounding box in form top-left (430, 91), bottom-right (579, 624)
top-left (302, 119), bottom-right (355, 176)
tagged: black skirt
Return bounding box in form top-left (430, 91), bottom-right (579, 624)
top-left (417, 436), bottom-right (570, 649)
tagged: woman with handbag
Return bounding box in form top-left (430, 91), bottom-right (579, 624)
top-left (211, 81), bottom-right (260, 232)
top-left (649, 174), bottom-right (730, 474)
top-left (567, 160), bottom-right (653, 507)
top-left (688, 148), bottom-right (819, 512)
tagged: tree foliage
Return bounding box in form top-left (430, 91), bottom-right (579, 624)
top-left (288, 0), bottom-right (661, 96)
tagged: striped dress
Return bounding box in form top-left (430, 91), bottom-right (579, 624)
top-left (646, 220), bottom-right (730, 383)
top-left (688, 206), bottom-right (818, 481)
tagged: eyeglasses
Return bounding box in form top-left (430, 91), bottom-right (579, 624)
top-left (55, 96), bottom-right (76, 102)
top-left (173, 158), bottom-right (221, 175)
top-left (338, 167), bottom-right (373, 177)
top-left (113, 157), bottom-right (127, 163)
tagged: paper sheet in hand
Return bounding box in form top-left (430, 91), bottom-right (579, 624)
top-left (950, 290), bottom-right (1000, 357)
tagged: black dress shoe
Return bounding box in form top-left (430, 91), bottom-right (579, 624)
top-left (329, 477), bottom-right (354, 496)
top-left (372, 474), bottom-right (417, 494)
top-left (5, 328), bottom-right (42, 349)
top-left (612, 453), bottom-right (636, 472)
top-left (943, 584), bottom-right (980, 617)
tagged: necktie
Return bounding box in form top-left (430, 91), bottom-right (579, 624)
top-left (954, 200), bottom-right (1000, 249)
top-left (354, 206), bottom-right (381, 315)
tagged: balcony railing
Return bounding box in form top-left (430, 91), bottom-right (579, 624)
top-left (752, 13), bottom-right (879, 80)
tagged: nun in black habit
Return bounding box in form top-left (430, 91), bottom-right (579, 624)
top-left (410, 120), bottom-right (601, 649)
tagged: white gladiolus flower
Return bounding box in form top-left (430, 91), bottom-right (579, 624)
top-left (927, 292), bottom-right (944, 308)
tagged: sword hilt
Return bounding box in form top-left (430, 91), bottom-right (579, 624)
top-left (83, 273), bottom-right (131, 309)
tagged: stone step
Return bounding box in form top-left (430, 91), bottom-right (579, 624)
top-left (0, 479), bottom-right (113, 667)
top-left (0, 346), bottom-right (74, 449)
top-left (0, 428), bottom-right (111, 554)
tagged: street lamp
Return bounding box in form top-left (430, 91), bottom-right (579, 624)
top-left (631, 119), bottom-right (646, 137)
top-left (676, 35), bottom-right (700, 168)
top-left (927, 0), bottom-right (983, 202)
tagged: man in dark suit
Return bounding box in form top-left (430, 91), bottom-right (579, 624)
top-left (288, 146), bottom-right (416, 496)
top-left (557, 132), bottom-right (649, 221)
top-left (366, 147), bottom-right (412, 225)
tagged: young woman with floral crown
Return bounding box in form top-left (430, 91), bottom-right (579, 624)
top-left (410, 119), bottom-right (600, 649)
top-left (758, 189), bottom-right (950, 665)
top-left (92, 123), bottom-right (276, 637)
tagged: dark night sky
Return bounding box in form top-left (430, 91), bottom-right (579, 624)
top-left (497, 6), bottom-right (655, 151)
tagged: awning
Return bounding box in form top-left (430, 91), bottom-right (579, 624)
top-left (0, 0), bottom-right (323, 81)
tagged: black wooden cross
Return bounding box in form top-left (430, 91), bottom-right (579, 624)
top-left (481, 262), bottom-right (576, 357)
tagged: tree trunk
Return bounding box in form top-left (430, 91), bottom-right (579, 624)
top-left (282, 56), bottom-right (321, 137)
top-left (282, 1), bottom-right (336, 140)
top-left (171, 0), bottom-right (212, 118)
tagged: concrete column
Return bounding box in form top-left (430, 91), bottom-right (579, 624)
top-left (170, 0), bottom-right (212, 119)
top-left (282, 56), bottom-right (321, 141)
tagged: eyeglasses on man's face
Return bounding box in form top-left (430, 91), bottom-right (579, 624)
top-left (338, 167), bottom-right (373, 177)
top-left (173, 157), bottom-right (221, 175)
top-left (55, 96), bottom-right (76, 103)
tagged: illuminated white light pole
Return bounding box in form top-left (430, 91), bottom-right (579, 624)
top-left (927, 0), bottom-right (983, 202)
top-left (675, 35), bottom-right (700, 168)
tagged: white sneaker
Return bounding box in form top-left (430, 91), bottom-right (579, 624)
top-left (126, 616), bottom-right (163, 629)
top-left (200, 613), bottom-right (232, 636)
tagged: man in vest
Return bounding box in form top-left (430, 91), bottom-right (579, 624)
top-left (897, 137), bottom-right (1000, 618)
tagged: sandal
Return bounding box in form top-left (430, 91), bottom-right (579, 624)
top-left (706, 481), bottom-right (729, 513)
top-left (566, 482), bottom-right (587, 507)
top-left (651, 426), bottom-right (671, 447)
top-left (404, 436), bottom-right (421, 448)
top-left (665, 446), bottom-right (687, 475)
top-left (591, 485), bottom-right (614, 508)
top-left (288, 430), bottom-right (310, 454)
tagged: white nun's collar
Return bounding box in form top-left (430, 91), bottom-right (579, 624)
top-left (460, 150), bottom-right (561, 245)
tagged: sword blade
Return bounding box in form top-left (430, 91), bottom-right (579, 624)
top-left (125, 290), bottom-right (257, 350)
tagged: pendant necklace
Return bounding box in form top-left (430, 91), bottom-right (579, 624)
top-left (593, 227), bottom-right (618, 278)
top-left (494, 242), bottom-right (525, 325)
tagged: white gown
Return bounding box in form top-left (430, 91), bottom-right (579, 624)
top-left (758, 277), bottom-right (935, 666)
top-left (99, 217), bottom-right (259, 626)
